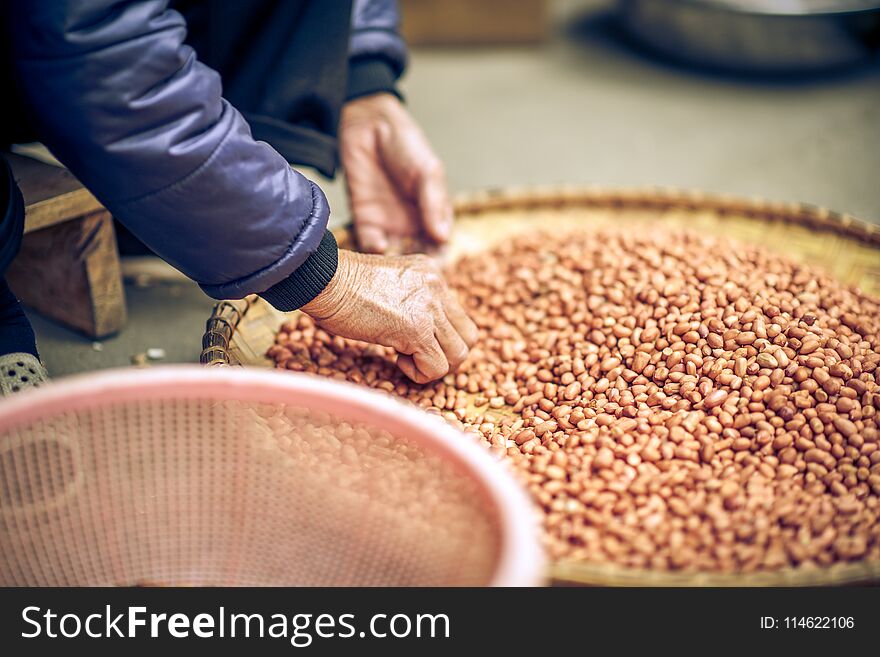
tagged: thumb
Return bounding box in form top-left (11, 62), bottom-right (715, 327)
top-left (396, 354), bottom-right (421, 383)
top-left (356, 223), bottom-right (389, 254)
top-left (404, 338), bottom-right (449, 384)
top-left (397, 351), bottom-right (444, 384)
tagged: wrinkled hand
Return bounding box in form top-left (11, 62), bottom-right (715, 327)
top-left (340, 93), bottom-right (453, 253)
top-left (301, 250), bottom-right (477, 383)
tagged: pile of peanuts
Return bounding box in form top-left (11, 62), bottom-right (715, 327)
top-left (268, 227), bottom-right (880, 573)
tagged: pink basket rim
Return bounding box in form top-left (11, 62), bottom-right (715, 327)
top-left (0, 365), bottom-right (545, 587)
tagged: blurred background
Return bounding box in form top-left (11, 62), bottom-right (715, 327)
top-left (31, 0), bottom-right (880, 376)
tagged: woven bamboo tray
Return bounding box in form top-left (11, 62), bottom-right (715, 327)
top-left (202, 186), bottom-right (880, 586)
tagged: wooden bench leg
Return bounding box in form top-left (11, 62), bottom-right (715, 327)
top-left (6, 209), bottom-right (127, 338)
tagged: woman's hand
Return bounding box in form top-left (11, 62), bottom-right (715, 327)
top-left (340, 93), bottom-right (453, 254)
top-left (301, 249), bottom-right (477, 383)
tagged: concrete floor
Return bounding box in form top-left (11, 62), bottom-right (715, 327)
top-left (33, 0), bottom-right (880, 378)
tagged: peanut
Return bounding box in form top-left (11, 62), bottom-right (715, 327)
top-left (269, 227), bottom-right (880, 574)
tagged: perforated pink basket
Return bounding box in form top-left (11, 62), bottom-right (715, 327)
top-left (0, 366), bottom-right (543, 586)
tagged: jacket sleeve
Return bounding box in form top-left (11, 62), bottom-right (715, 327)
top-left (7, 0), bottom-right (334, 304)
top-left (346, 0), bottom-right (408, 101)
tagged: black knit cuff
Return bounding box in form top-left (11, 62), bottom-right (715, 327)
top-left (346, 57), bottom-right (404, 102)
top-left (259, 230), bottom-right (338, 311)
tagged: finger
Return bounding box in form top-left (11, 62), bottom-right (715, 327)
top-left (356, 223), bottom-right (389, 254)
top-left (413, 337), bottom-right (450, 382)
top-left (396, 354), bottom-right (420, 382)
top-left (434, 317), bottom-right (470, 372)
top-left (418, 166), bottom-right (453, 243)
top-left (398, 353), bottom-right (436, 384)
top-left (351, 189), bottom-right (419, 253)
top-left (442, 292), bottom-right (479, 348)
top-left (398, 338), bottom-right (448, 384)
top-left (344, 128), bottom-right (417, 253)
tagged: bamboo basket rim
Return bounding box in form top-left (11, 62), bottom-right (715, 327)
top-left (201, 186), bottom-right (880, 586)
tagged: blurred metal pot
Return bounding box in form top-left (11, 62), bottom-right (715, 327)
top-left (618, 0), bottom-right (880, 72)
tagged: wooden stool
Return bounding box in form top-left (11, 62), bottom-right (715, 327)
top-left (5, 153), bottom-right (126, 338)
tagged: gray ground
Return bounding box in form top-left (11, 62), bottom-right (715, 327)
top-left (31, 0), bottom-right (880, 378)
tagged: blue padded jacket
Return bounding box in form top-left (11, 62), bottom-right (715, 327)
top-left (5, 0), bottom-right (406, 305)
